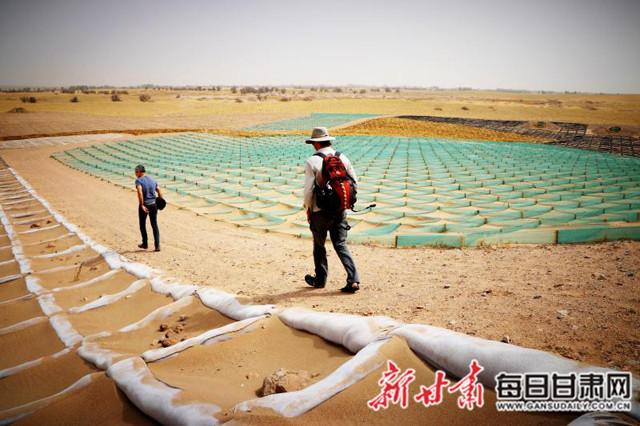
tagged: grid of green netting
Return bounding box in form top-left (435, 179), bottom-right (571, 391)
top-left (52, 133), bottom-right (640, 247)
top-left (245, 113), bottom-right (379, 130)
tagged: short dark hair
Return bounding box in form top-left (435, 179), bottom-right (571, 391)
top-left (135, 164), bottom-right (146, 173)
top-left (316, 141), bottom-right (332, 148)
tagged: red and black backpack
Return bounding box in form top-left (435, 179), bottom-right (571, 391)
top-left (314, 151), bottom-right (357, 214)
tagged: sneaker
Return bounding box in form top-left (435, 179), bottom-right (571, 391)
top-left (138, 243), bottom-right (148, 249)
top-left (305, 274), bottom-right (325, 288)
top-left (154, 247), bottom-right (161, 252)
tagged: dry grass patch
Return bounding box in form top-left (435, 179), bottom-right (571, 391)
top-left (334, 117), bottom-right (549, 142)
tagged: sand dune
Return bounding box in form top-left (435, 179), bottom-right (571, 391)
top-left (22, 233), bottom-right (84, 257)
top-left (0, 296), bottom-right (42, 328)
top-left (86, 296), bottom-right (235, 365)
top-left (28, 246), bottom-right (99, 273)
top-left (0, 276), bottom-right (29, 302)
top-left (17, 225), bottom-right (72, 245)
top-left (0, 349), bottom-right (96, 411)
top-left (0, 260), bottom-right (20, 277)
top-left (232, 336), bottom-right (574, 425)
top-left (149, 316), bottom-right (352, 421)
top-left (0, 246), bottom-right (14, 262)
top-left (62, 282), bottom-right (173, 337)
top-left (33, 257), bottom-right (112, 290)
top-left (49, 269), bottom-right (139, 310)
top-left (0, 319), bottom-right (65, 371)
top-left (13, 373), bottom-right (156, 426)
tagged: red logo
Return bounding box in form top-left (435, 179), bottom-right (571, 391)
top-left (368, 359), bottom-right (485, 411)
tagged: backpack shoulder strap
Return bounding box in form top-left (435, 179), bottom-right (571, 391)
top-left (314, 152), bottom-right (326, 159)
top-left (334, 151), bottom-right (341, 157)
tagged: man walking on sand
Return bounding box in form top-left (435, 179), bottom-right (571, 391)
top-left (135, 164), bottom-right (162, 252)
top-left (303, 127), bottom-right (361, 293)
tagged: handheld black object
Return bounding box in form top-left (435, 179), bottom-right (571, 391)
top-left (156, 197), bottom-right (167, 210)
top-left (351, 203), bottom-right (376, 214)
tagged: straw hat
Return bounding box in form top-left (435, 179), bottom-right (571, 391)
top-left (305, 127), bottom-right (335, 144)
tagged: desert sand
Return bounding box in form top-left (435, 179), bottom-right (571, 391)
top-left (0, 110), bottom-right (637, 424)
top-left (2, 89), bottom-right (640, 139)
top-left (14, 373), bottom-right (157, 426)
top-left (2, 141), bottom-right (637, 376)
top-left (0, 151), bottom-right (595, 426)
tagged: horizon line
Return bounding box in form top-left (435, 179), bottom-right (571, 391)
top-left (1, 83), bottom-right (638, 96)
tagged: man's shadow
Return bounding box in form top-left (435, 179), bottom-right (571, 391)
top-left (119, 249), bottom-right (151, 255)
top-left (247, 287), bottom-right (344, 305)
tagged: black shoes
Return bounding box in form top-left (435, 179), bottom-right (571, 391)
top-left (340, 282), bottom-right (360, 294)
top-left (138, 244), bottom-right (160, 252)
top-left (305, 274), bottom-right (325, 288)
top-left (305, 275), bottom-right (360, 293)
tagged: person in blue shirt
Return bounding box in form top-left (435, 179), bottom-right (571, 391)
top-left (134, 165), bottom-right (162, 251)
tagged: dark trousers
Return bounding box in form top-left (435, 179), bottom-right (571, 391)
top-left (138, 204), bottom-right (159, 248)
top-left (310, 211), bottom-right (360, 285)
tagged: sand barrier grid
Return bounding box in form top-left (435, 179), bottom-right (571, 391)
top-left (52, 133), bottom-right (640, 247)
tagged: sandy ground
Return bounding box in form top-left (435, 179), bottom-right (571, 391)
top-left (0, 111), bottom-right (300, 138)
top-left (2, 90), bottom-right (640, 138)
top-left (3, 141), bottom-right (638, 378)
top-left (232, 336), bottom-right (574, 425)
top-left (14, 373), bottom-right (157, 426)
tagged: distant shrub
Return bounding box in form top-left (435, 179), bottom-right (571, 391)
top-left (535, 121), bottom-right (545, 128)
top-left (70, 96), bottom-right (79, 103)
top-left (279, 97), bottom-right (290, 102)
top-left (434, 107), bottom-right (443, 111)
top-left (175, 94), bottom-right (181, 98)
top-left (235, 98), bottom-right (243, 103)
top-left (303, 96), bottom-right (313, 101)
top-left (230, 86), bottom-right (237, 94)
top-left (139, 94), bottom-right (151, 102)
top-left (20, 96), bottom-right (37, 103)
top-left (111, 94), bottom-right (122, 102)
top-left (240, 86), bottom-right (257, 95)
top-left (609, 126), bottom-right (621, 133)
top-left (359, 89), bottom-right (366, 94)
top-left (7, 107), bottom-right (27, 113)
top-left (384, 87), bottom-right (391, 93)
top-left (461, 106), bottom-right (469, 111)
top-left (333, 87), bottom-right (343, 93)
top-left (395, 88), bottom-right (400, 93)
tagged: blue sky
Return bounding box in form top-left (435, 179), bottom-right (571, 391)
top-left (1, 0), bottom-right (639, 92)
